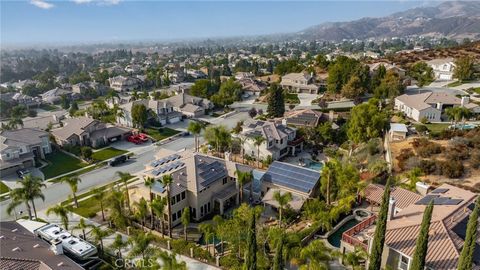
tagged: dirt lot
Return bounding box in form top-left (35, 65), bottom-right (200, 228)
top-left (390, 136), bottom-right (480, 190)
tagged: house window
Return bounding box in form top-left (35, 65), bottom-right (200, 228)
top-left (172, 213), bottom-right (177, 222)
top-left (171, 196), bottom-right (176, 205)
top-left (223, 177), bottom-right (227, 185)
top-left (200, 206), bottom-right (204, 216)
top-left (398, 254), bottom-right (409, 270)
top-left (208, 202), bottom-right (211, 212)
top-left (181, 191), bottom-right (186, 200)
top-left (177, 210), bottom-right (182, 218)
top-left (176, 194), bottom-right (181, 202)
top-left (269, 141), bottom-right (273, 147)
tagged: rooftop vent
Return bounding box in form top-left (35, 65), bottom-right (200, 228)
top-left (33, 244), bottom-right (40, 248)
top-left (12, 247), bottom-right (21, 252)
top-left (11, 229), bottom-right (17, 233)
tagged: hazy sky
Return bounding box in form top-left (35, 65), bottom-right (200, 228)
top-left (1, 1), bottom-right (429, 45)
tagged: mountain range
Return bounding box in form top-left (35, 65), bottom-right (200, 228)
top-left (297, 1), bottom-right (480, 41)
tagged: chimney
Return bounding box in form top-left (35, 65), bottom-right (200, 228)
top-left (461, 96), bottom-right (470, 107)
top-left (329, 110), bottom-right (334, 122)
top-left (281, 118), bottom-right (287, 126)
top-left (50, 239), bottom-right (63, 255)
top-left (436, 103), bottom-right (443, 110)
top-left (416, 182), bottom-right (430, 196)
top-left (224, 152), bottom-right (231, 162)
top-left (388, 197), bottom-right (396, 221)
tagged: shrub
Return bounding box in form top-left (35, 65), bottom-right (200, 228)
top-left (220, 254), bottom-right (242, 269)
top-left (419, 159), bottom-right (437, 174)
top-left (471, 150), bottom-right (480, 169)
top-left (412, 138), bottom-right (443, 158)
top-left (397, 149), bottom-right (415, 171)
top-left (440, 160), bottom-right (464, 178)
top-left (414, 124), bottom-right (428, 133)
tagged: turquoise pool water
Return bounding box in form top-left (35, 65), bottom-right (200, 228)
top-left (305, 159), bottom-right (324, 171)
top-left (327, 219), bottom-right (360, 248)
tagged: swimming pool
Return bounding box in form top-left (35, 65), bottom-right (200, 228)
top-left (327, 219), bottom-right (360, 248)
top-left (304, 159), bottom-right (324, 171)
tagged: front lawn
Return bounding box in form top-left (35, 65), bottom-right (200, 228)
top-left (41, 151), bottom-right (88, 179)
top-left (447, 81), bottom-right (462, 87)
top-left (425, 123), bottom-right (450, 134)
top-left (70, 196), bottom-right (101, 218)
top-left (91, 147), bottom-right (128, 162)
top-left (284, 93), bottom-right (300, 104)
top-left (39, 104), bottom-right (58, 111)
top-left (0, 181), bottom-right (10, 195)
top-left (145, 127), bottom-right (180, 141)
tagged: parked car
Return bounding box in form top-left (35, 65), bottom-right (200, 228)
top-left (127, 135), bottom-right (142, 144)
top-left (108, 155), bottom-right (129, 166)
top-left (138, 133), bottom-right (149, 142)
top-left (16, 168), bottom-right (31, 179)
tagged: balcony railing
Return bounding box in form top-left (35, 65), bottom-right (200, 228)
top-left (341, 214), bottom-right (377, 251)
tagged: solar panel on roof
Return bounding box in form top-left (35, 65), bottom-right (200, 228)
top-left (415, 195), bottom-right (439, 205)
top-left (262, 162), bottom-right (320, 194)
top-left (431, 188), bottom-right (449, 194)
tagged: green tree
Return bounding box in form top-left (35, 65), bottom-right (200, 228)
top-left (150, 197), bottom-right (167, 237)
top-left (347, 98), bottom-right (387, 143)
top-left (47, 204), bottom-right (70, 230)
top-left (133, 197), bottom-right (149, 226)
top-left (160, 174), bottom-right (174, 238)
top-left (188, 121), bottom-right (204, 152)
top-left (235, 170), bottom-right (253, 202)
top-left (69, 101), bottom-right (79, 116)
top-left (273, 190), bottom-right (292, 228)
top-left (371, 64), bottom-right (387, 89)
top-left (7, 174), bottom-right (45, 220)
top-left (158, 251), bottom-right (187, 270)
top-left (344, 247), bottom-right (368, 270)
top-left (457, 197), bottom-right (480, 270)
top-left (245, 211), bottom-right (257, 270)
top-left (253, 135), bottom-right (266, 168)
top-left (190, 79), bottom-right (219, 98)
top-left (341, 75), bottom-right (365, 99)
top-left (273, 233), bottom-right (284, 270)
top-left (181, 207), bottom-right (190, 241)
top-left (409, 62), bottom-right (434, 88)
top-left (116, 171), bottom-right (132, 211)
top-left (211, 78), bottom-right (243, 106)
top-left (199, 223), bottom-right (215, 256)
top-left (267, 84), bottom-right (285, 117)
top-left (92, 187), bottom-right (106, 221)
top-left (91, 226), bottom-right (110, 253)
top-left (131, 103), bottom-right (148, 130)
top-left (374, 70), bottom-right (405, 99)
top-left (110, 234), bottom-right (128, 259)
top-left (129, 232), bottom-right (156, 261)
top-left (410, 200), bottom-right (434, 270)
top-left (106, 187), bottom-right (129, 229)
top-left (80, 146), bottom-right (92, 160)
top-left (73, 218), bottom-right (91, 240)
top-left (368, 178), bottom-right (392, 270)
top-left (204, 125), bottom-right (231, 154)
top-left (60, 94), bottom-right (70, 110)
top-left (454, 56), bottom-right (475, 82)
top-left (299, 239), bottom-right (333, 270)
top-left (60, 176), bottom-right (81, 208)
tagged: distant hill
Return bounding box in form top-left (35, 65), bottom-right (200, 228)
top-left (298, 1), bottom-right (480, 41)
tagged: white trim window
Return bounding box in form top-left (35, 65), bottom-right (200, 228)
top-left (398, 254), bottom-right (409, 270)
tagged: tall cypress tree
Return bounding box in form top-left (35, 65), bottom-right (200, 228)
top-left (457, 196), bottom-right (480, 270)
top-left (368, 178), bottom-right (391, 270)
top-left (267, 84), bottom-right (285, 118)
top-left (410, 200), bottom-right (434, 270)
top-left (245, 211), bottom-right (257, 270)
top-left (273, 234), bottom-right (284, 270)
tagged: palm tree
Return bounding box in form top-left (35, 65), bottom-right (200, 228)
top-left (144, 176), bottom-right (155, 227)
top-left (106, 187), bottom-right (129, 229)
top-left (235, 170), bottom-right (253, 202)
top-left (116, 171), bottom-right (132, 211)
top-left (110, 234), bottom-right (128, 259)
top-left (90, 226), bottom-right (110, 253)
top-left (47, 204), bottom-right (70, 230)
top-left (105, 89), bottom-right (119, 104)
top-left (7, 175), bottom-right (46, 219)
top-left (150, 197), bottom-right (166, 237)
top-left (199, 223), bottom-right (215, 256)
top-left (60, 176), bottom-right (81, 208)
top-left (273, 190), bottom-right (292, 228)
top-left (299, 239), bottom-right (334, 270)
top-left (133, 197), bottom-right (149, 227)
top-left (188, 121), bottom-right (203, 152)
top-left (344, 247), bottom-right (368, 270)
top-left (129, 232), bottom-right (156, 261)
top-left (212, 215), bottom-right (226, 255)
top-left (157, 251), bottom-right (187, 270)
top-left (8, 118), bottom-right (23, 129)
top-left (240, 136), bottom-right (248, 163)
top-left (321, 162), bottom-right (336, 205)
top-left (181, 207), bottom-right (190, 241)
top-left (73, 218), bottom-right (91, 240)
top-left (91, 187), bottom-right (106, 221)
top-left (253, 135), bottom-right (265, 168)
top-left (160, 174), bottom-right (174, 238)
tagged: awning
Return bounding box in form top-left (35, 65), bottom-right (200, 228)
top-left (262, 188), bottom-right (306, 212)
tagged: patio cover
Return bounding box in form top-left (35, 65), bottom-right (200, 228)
top-left (262, 188), bottom-right (306, 212)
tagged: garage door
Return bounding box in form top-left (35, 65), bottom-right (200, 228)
top-left (169, 117), bottom-right (181, 124)
top-left (439, 74), bottom-right (452, 80)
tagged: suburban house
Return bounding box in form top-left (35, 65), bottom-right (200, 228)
top-left (140, 149), bottom-right (252, 228)
top-left (236, 120), bottom-right (303, 161)
top-left (341, 184), bottom-right (478, 270)
top-left (283, 109), bottom-right (336, 128)
top-left (426, 58), bottom-right (456, 81)
top-left (238, 78), bottom-right (268, 96)
top-left (394, 91), bottom-right (479, 122)
top-left (11, 93), bottom-right (41, 108)
top-left (51, 117), bottom-right (131, 148)
top-left (260, 161), bottom-right (321, 212)
top-left (0, 128), bottom-right (52, 174)
top-left (368, 62), bottom-right (406, 78)
top-left (280, 72), bottom-right (320, 94)
top-left (72, 82), bottom-right (106, 96)
top-left (108, 76), bottom-right (142, 92)
top-left (117, 93), bottom-right (212, 127)
top-left (40, 87), bottom-right (77, 104)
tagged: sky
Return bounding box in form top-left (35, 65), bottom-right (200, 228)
top-left (1, 0), bottom-right (432, 46)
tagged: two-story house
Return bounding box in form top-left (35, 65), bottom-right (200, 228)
top-left (140, 149), bottom-right (252, 228)
top-left (280, 72), bottom-right (320, 94)
top-left (426, 58), bottom-right (456, 81)
top-left (0, 128), bottom-right (52, 175)
top-left (108, 76), bottom-right (142, 92)
top-left (51, 117), bottom-right (131, 148)
top-left (236, 120), bottom-right (303, 161)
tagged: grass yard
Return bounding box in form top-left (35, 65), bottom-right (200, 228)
top-left (447, 81), bottom-right (462, 87)
top-left (39, 103), bottom-right (59, 111)
top-left (145, 127), bottom-right (180, 141)
top-left (41, 151), bottom-right (88, 179)
top-left (91, 147), bottom-right (128, 162)
top-left (0, 181), bottom-right (10, 195)
top-left (425, 123), bottom-right (450, 134)
top-left (284, 93), bottom-right (300, 104)
top-left (70, 196), bottom-right (101, 218)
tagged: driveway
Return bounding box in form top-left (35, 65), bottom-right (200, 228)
top-left (1, 168), bottom-right (44, 189)
top-left (297, 93), bottom-right (319, 107)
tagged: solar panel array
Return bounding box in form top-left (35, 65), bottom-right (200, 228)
top-left (431, 188), bottom-right (449, 194)
top-left (150, 154), bottom-right (181, 167)
top-left (152, 161), bottom-right (185, 176)
top-left (415, 194), bottom-right (463, 205)
top-left (288, 113), bottom-right (319, 125)
top-left (198, 160), bottom-right (227, 187)
top-left (262, 161), bottom-right (320, 194)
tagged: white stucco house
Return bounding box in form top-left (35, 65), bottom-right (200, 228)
top-left (426, 58), bottom-right (456, 81)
